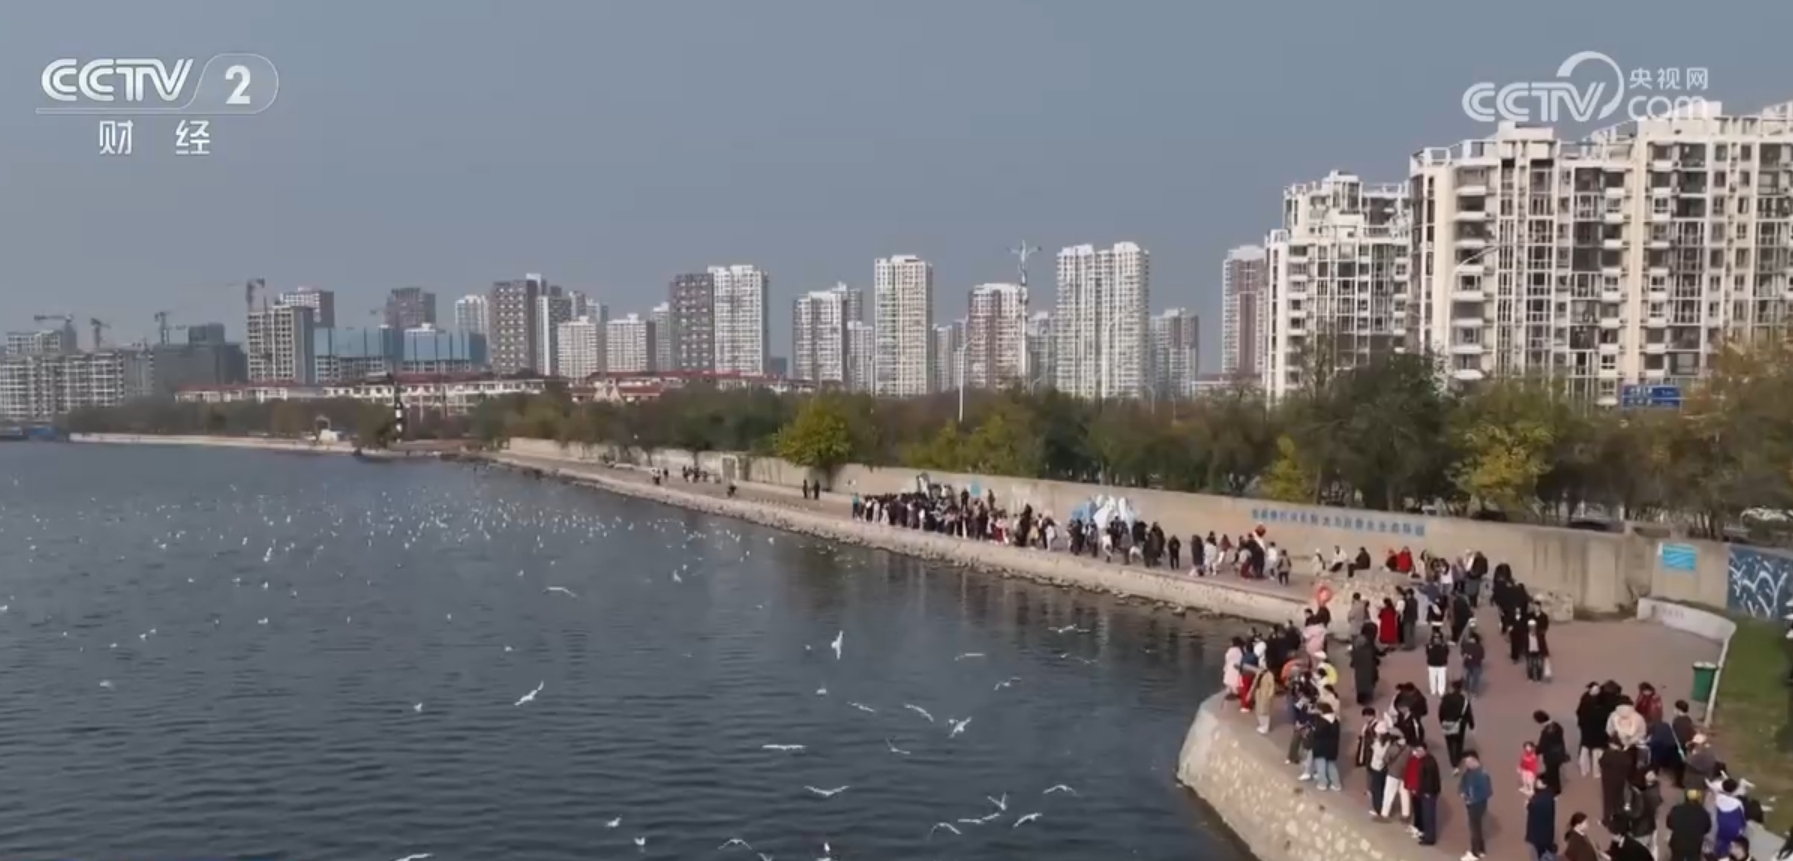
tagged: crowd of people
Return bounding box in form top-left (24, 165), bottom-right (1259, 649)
top-left (1223, 559), bottom-right (1772, 861)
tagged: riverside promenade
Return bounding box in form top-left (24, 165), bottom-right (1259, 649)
top-left (492, 448), bottom-right (1720, 861)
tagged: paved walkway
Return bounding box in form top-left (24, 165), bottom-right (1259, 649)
top-left (1255, 606), bottom-right (1717, 861)
top-left (495, 451), bottom-right (1721, 861)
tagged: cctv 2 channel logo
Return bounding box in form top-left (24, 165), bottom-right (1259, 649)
top-left (38, 54), bottom-right (280, 115)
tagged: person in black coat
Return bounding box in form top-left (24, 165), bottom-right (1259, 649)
top-left (1305, 705), bottom-right (1344, 791)
top-left (1438, 680), bottom-right (1475, 771)
top-left (1665, 789), bottom-right (1711, 861)
top-left (1535, 710), bottom-right (1570, 795)
top-left (1526, 785), bottom-right (1560, 861)
top-left (1576, 683), bottom-right (1610, 776)
top-left (1414, 745), bottom-right (1444, 846)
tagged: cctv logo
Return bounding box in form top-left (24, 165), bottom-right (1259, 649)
top-left (41, 58), bottom-right (195, 104)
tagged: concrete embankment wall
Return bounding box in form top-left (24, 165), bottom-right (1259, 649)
top-left (488, 450), bottom-right (1348, 632)
top-left (1178, 695), bottom-right (1402, 861)
top-left (505, 438), bottom-right (1789, 619)
top-left (70, 433), bottom-right (356, 454)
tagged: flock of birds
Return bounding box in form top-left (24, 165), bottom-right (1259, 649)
top-left (0, 462), bottom-right (1130, 861)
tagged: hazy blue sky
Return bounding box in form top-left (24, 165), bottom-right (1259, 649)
top-left (3, 1), bottom-right (1788, 368)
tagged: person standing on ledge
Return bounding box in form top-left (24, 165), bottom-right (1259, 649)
top-left (1457, 750), bottom-right (1493, 861)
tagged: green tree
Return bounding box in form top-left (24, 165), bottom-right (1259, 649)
top-left (1449, 378), bottom-right (1567, 515)
top-left (1261, 435), bottom-right (1318, 503)
top-left (774, 396), bottom-right (856, 475)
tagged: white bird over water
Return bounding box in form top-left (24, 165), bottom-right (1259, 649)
top-left (953, 652), bottom-right (984, 660)
top-left (848, 702), bottom-right (875, 714)
top-left (885, 739), bottom-right (910, 755)
top-left (903, 703), bottom-right (934, 722)
top-left (604, 817), bottom-right (622, 828)
top-left (719, 838), bottom-right (754, 851)
top-left (987, 793), bottom-right (1008, 812)
top-left (805, 785), bottom-right (849, 797)
top-left (928, 822), bottom-right (962, 838)
top-left (514, 681), bottom-right (545, 706)
top-left (413, 703), bottom-right (424, 713)
top-left (1044, 783), bottom-right (1078, 795)
top-left (762, 744), bottom-right (806, 752)
top-left (829, 630), bottom-right (843, 660)
top-left (993, 677), bottom-right (1020, 691)
top-left (393, 855), bottom-right (431, 861)
top-left (1013, 812), bottom-right (1042, 828)
top-left (948, 717), bottom-right (972, 737)
top-left (633, 836), bottom-right (647, 849)
top-left (544, 586), bottom-right (577, 598)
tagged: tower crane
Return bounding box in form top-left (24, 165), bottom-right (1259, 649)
top-left (1011, 242), bottom-right (1039, 288)
top-left (32, 314), bottom-right (78, 351)
top-left (89, 318), bottom-right (110, 350)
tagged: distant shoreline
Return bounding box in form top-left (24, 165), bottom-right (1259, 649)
top-left (69, 433), bottom-right (357, 454)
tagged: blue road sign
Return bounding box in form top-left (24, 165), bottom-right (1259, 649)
top-left (1620, 384), bottom-right (1682, 409)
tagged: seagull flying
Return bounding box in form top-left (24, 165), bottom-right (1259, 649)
top-left (987, 793), bottom-right (1008, 812)
top-left (953, 652), bottom-right (984, 660)
top-left (848, 702), bottom-right (876, 714)
top-left (393, 855), bottom-right (432, 861)
top-left (805, 785), bottom-right (849, 797)
top-left (829, 630), bottom-right (843, 660)
top-left (514, 681), bottom-right (545, 706)
top-left (544, 586), bottom-right (577, 598)
top-left (413, 702), bottom-right (424, 713)
top-left (948, 717), bottom-right (972, 737)
top-left (633, 836), bottom-right (647, 849)
top-left (605, 817), bottom-right (622, 828)
top-left (885, 738), bottom-right (910, 755)
top-left (928, 822), bottom-right (962, 838)
top-left (1043, 783), bottom-right (1078, 795)
top-left (719, 838), bottom-right (754, 851)
top-left (1013, 812), bottom-right (1042, 828)
top-left (993, 677), bottom-right (1020, 691)
top-left (903, 703), bottom-right (934, 722)
top-left (762, 744), bottom-right (806, 752)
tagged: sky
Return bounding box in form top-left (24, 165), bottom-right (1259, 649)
top-left (2, 0), bottom-right (1788, 370)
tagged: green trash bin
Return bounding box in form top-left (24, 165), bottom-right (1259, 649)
top-left (1690, 661), bottom-right (1719, 703)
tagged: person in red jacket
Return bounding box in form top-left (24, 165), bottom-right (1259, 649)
top-left (1396, 546), bottom-right (1415, 575)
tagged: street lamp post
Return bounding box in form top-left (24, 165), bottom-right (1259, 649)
top-left (956, 343), bottom-right (967, 424)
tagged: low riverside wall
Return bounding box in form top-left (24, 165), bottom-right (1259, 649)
top-left (70, 433), bottom-right (355, 453)
top-left (485, 451), bottom-right (1368, 634)
top-left (507, 438), bottom-right (1792, 618)
top-left (1178, 695), bottom-right (1411, 861)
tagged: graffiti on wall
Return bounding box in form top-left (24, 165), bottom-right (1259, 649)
top-left (1250, 506), bottom-right (1428, 540)
top-left (1726, 546), bottom-right (1793, 620)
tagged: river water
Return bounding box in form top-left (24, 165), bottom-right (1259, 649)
top-left (0, 444), bottom-right (1251, 861)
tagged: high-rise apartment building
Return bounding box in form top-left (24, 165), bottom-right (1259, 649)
top-left (845, 321), bottom-right (874, 393)
top-left (711, 265), bottom-right (768, 376)
top-left (277, 286), bottom-right (335, 328)
top-left (535, 291), bottom-right (573, 376)
top-left (647, 303), bottom-right (673, 372)
top-left (1261, 171), bottom-right (1412, 399)
top-left (606, 314), bottom-right (657, 374)
top-left (792, 285), bottom-right (857, 385)
top-left (246, 304), bottom-right (316, 384)
top-left (1025, 311), bottom-right (1054, 390)
top-left (1220, 246), bottom-right (1268, 380)
top-left (489, 275), bottom-right (545, 375)
top-left (385, 286), bottom-right (437, 330)
top-left (930, 322), bottom-right (963, 393)
top-left (5, 327), bottom-right (77, 357)
top-left (187, 323), bottom-right (227, 345)
top-left (0, 351), bottom-right (153, 421)
top-left (873, 255), bottom-right (934, 396)
top-left (1052, 242), bottom-right (1151, 399)
top-left (453, 294), bottom-right (490, 336)
top-left (670, 272), bottom-right (715, 373)
top-left (1409, 106), bottom-right (1793, 403)
top-left (1150, 308), bottom-right (1201, 400)
top-left (557, 316), bottom-right (604, 380)
top-left (965, 283), bottom-right (1028, 389)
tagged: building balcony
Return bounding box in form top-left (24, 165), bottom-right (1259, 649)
top-left (1598, 342), bottom-right (1621, 355)
top-left (1600, 317), bottom-right (1624, 329)
top-left (1643, 366), bottom-right (1668, 379)
top-left (1458, 184), bottom-right (1489, 197)
top-left (1649, 184), bottom-right (1675, 196)
top-left (1604, 210), bottom-right (1627, 224)
top-left (1454, 210), bottom-right (1491, 222)
top-left (1650, 210), bottom-right (1672, 222)
top-left (1645, 316), bottom-right (1668, 328)
top-left (1452, 316), bottom-right (1486, 328)
top-left (1451, 367), bottom-right (1487, 382)
top-left (1455, 263), bottom-right (1487, 277)
top-left (1596, 394), bottom-right (1618, 407)
top-left (1601, 288), bottom-right (1625, 302)
top-left (1603, 238), bottom-right (1626, 250)
top-left (1451, 288), bottom-right (1486, 303)
top-left (1456, 235), bottom-right (1489, 249)
top-left (1597, 367), bottom-right (1621, 380)
top-left (1602, 265), bottom-right (1624, 278)
top-left (1450, 342), bottom-right (1484, 355)
top-left (1644, 341), bottom-right (1668, 354)
top-left (1647, 238), bottom-right (1670, 250)
top-left (1604, 186), bottom-right (1629, 199)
